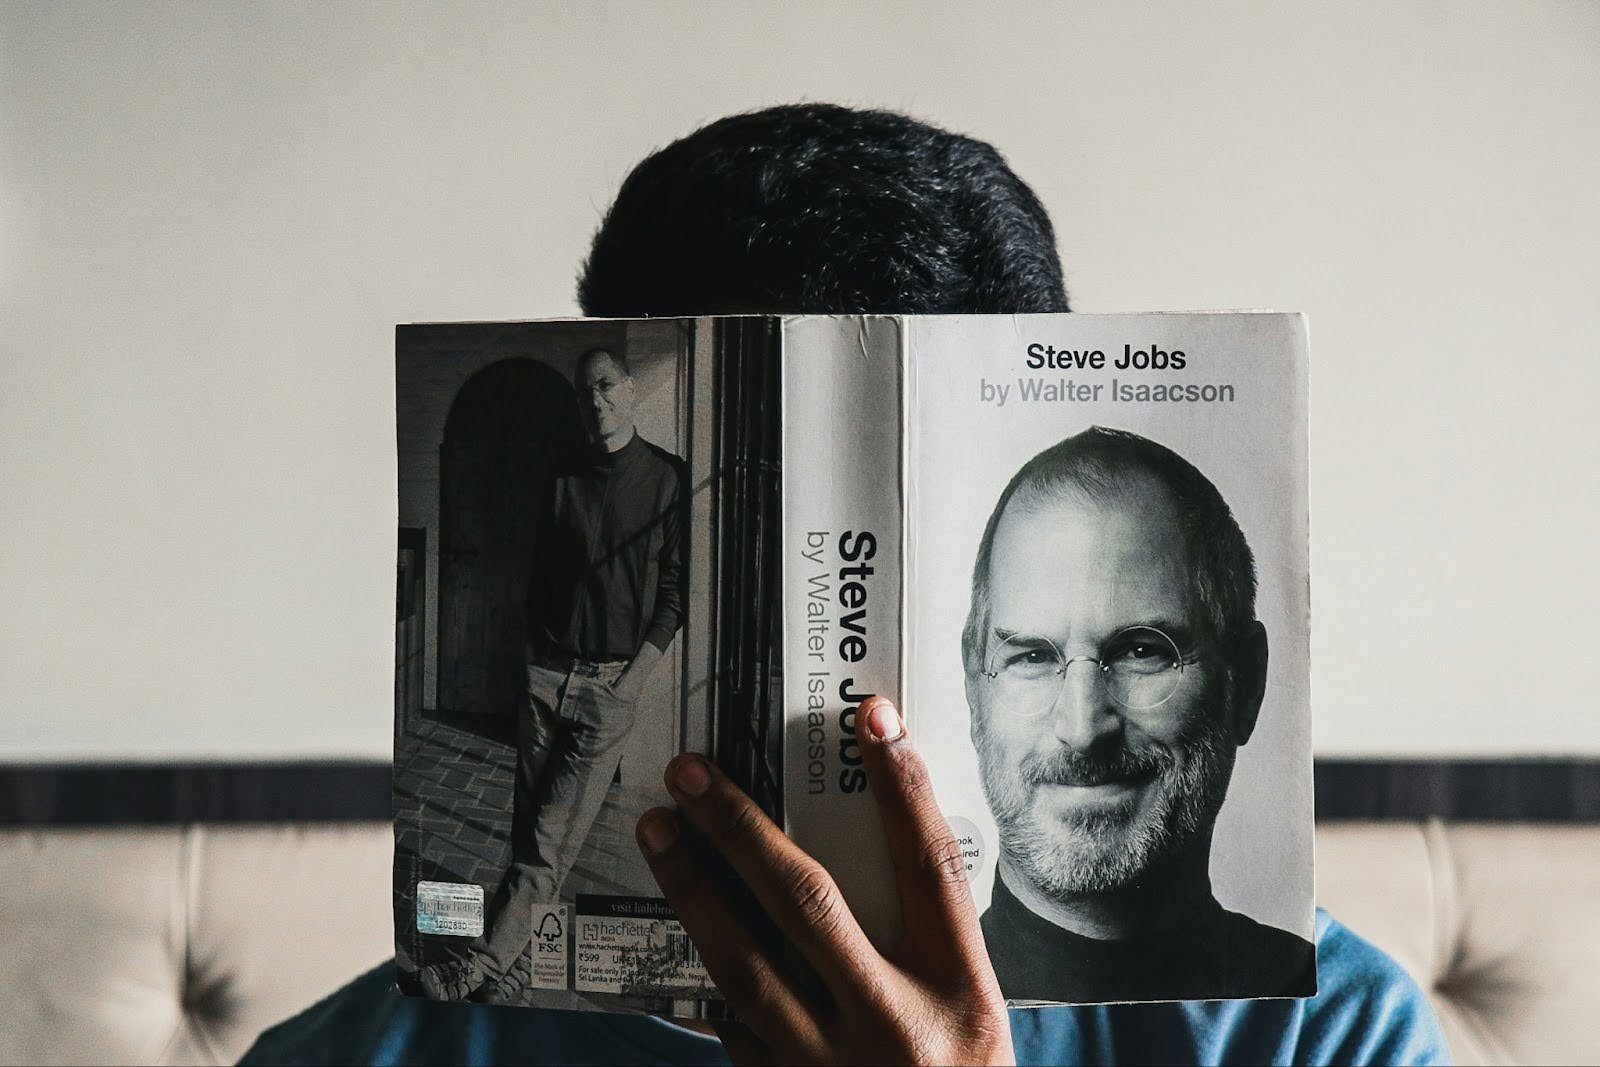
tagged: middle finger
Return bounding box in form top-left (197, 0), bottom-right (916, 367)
top-left (663, 752), bottom-right (881, 993)
top-left (636, 807), bottom-right (828, 1057)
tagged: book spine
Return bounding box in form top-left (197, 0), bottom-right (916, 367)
top-left (780, 315), bottom-right (904, 947)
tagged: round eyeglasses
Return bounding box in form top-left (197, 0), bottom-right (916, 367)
top-left (979, 625), bottom-right (1200, 712)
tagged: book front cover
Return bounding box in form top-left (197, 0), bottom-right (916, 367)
top-left (902, 312), bottom-right (1316, 1005)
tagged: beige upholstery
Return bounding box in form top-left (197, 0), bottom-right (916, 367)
top-left (0, 821), bottom-right (1594, 1065)
top-left (0, 824), bottom-right (393, 1065)
top-left (1316, 823), bottom-right (1600, 1066)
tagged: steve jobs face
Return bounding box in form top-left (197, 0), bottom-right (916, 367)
top-left (576, 348), bottom-right (637, 446)
top-left (966, 477), bottom-right (1240, 898)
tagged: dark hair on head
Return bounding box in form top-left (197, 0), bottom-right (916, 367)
top-left (578, 103), bottom-right (1069, 316)
top-left (577, 346), bottom-right (631, 379)
top-left (961, 427), bottom-right (1256, 676)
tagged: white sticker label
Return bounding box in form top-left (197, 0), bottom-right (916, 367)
top-left (416, 881), bottom-right (484, 937)
top-left (572, 896), bottom-right (716, 997)
top-left (527, 903), bottom-right (569, 990)
top-left (946, 816), bottom-right (987, 881)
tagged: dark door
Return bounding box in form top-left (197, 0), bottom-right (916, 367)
top-left (438, 358), bottom-right (584, 716)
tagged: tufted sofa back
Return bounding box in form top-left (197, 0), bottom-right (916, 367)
top-left (1, 824), bottom-right (391, 1064)
top-left (0, 821), bottom-right (1594, 1064)
top-left (1316, 822), bottom-right (1599, 1065)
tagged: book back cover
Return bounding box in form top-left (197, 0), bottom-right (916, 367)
top-left (392, 316), bottom-right (782, 1015)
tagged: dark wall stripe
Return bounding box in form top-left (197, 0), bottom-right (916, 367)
top-left (0, 762), bottom-right (392, 825)
top-left (1314, 759), bottom-right (1600, 820)
top-left (0, 759), bottom-right (1596, 825)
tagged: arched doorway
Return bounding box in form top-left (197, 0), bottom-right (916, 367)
top-left (438, 358), bottom-right (585, 717)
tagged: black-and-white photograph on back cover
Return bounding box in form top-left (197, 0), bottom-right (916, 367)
top-left (393, 317), bottom-right (782, 1014)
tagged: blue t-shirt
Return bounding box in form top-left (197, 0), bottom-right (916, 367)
top-left (243, 911), bottom-right (1449, 1065)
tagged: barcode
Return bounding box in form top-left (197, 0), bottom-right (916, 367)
top-left (665, 931), bottom-right (702, 968)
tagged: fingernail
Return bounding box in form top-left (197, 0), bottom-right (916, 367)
top-left (866, 697), bottom-right (902, 741)
top-left (672, 754), bottom-right (712, 797)
top-left (637, 810), bottom-right (679, 855)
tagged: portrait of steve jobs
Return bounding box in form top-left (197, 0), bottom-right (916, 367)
top-left (961, 426), bottom-right (1315, 1004)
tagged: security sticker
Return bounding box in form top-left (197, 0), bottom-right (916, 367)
top-left (416, 881), bottom-right (484, 937)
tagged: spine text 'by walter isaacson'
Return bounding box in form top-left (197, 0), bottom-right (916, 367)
top-left (780, 316), bottom-right (904, 948)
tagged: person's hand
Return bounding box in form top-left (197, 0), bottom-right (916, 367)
top-left (634, 696), bottom-right (1014, 1066)
top-left (610, 643), bottom-right (663, 704)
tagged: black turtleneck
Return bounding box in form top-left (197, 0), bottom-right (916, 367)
top-left (525, 432), bottom-right (686, 660)
top-left (979, 871), bottom-right (1316, 1004)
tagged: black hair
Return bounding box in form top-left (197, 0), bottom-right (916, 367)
top-left (961, 427), bottom-right (1257, 676)
top-left (578, 103), bottom-right (1069, 316)
top-left (577, 346), bottom-right (631, 379)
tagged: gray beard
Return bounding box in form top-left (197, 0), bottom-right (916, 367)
top-left (976, 715), bottom-right (1235, 897)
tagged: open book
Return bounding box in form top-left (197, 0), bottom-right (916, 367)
top-left (392, 312), bottom-right (1315, 1016)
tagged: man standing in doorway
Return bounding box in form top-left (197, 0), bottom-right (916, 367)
top-left (422, 346), bottom-right (686, 1002)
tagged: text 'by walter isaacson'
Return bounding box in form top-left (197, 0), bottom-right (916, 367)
top-left (979, 341), bottom-right (1237, 406)
top-left (798, 530), bottom-right (878, 797)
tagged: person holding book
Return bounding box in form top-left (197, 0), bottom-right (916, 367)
top-left (962, 426), bottom-right (1315, 1004)
top-left (244, 103), bottom-right (1449, 1066)
top-left (418, 346), bottom-right (687, 1004)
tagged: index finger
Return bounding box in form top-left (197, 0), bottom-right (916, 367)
top-left (856, 696), bottom-right (992, 974)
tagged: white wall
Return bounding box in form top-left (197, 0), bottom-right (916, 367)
top-left (2, 1), bottom-right (1596, 760)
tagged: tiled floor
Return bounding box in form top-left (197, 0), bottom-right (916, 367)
top-left (392, 708), bottom-right (661, 989)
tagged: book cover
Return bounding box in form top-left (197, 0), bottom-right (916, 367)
top-left (392, 317), bottom-right (781, 1015)
top-left (785, 313), bottom-right (1315, 1005)
top-left (394, 311), bottom-right (1314, 1013)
